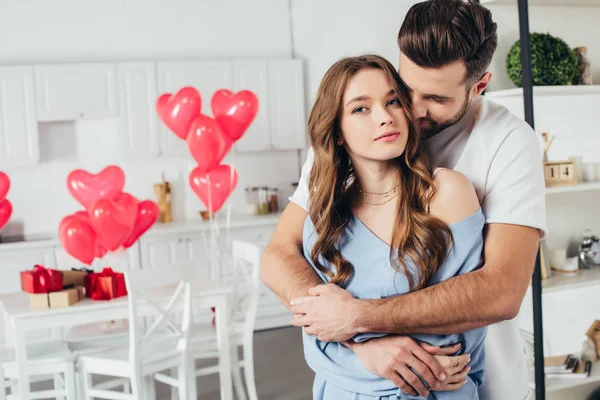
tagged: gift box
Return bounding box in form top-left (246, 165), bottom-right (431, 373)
top-left (62, 269), bottom-right (89, 288)
top-left (84, 268), bottom-right (127, 300)
top-left (29, 286), bottom-right (85, 309)
top-left (20, 265), bottom-right (63, 294)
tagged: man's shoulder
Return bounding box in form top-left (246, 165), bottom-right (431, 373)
top-left (474, 96), bottom-right (537, 152)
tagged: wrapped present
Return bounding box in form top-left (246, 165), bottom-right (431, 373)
top-left (29, 286), bottom-right (85, 309)
top-left (20, 265), bottom-right (63, 294)
top-left (84, 268), bottom-right (127, 300)
top-left (62, 269), bottom-right (90, 288)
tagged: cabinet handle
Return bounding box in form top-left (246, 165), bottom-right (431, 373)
top-left (177, 238), bottom-right (183, 243)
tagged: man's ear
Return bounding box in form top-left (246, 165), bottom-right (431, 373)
top-left (471, 72), bottom-right (492, 97)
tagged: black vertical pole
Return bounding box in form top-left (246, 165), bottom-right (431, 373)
top-left (517, 0), bottom-right (546, 398)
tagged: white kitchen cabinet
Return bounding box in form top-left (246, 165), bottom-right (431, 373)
top-left (34, 63), bottom-right (118, 122)
top-left (117, 63), bottom-right (160, 158)
top-left (156, 61), bottom-right (233, 158)
top-left (268, 60), bottom-right (307, 150)
top-left (233, 61), bottom-right (271, 152)
top-left (0, 66), bottom-right (39, 167)
top-left (53, 243), bottom-right (140, 273)
top-left (0, 241), bottom-right (56, 345)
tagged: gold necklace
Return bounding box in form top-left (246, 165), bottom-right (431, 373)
top-left (357, 183), bottom-right (400, 205)
top-left (359, 191), bottom-right (398, 205)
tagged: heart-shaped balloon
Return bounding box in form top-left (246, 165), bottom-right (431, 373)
top-left (123, 200), bottom-right (159, 249)
top-left (67, 166), bottom-right (125, 210)
top-left (156, 87), bottom-right (202, 140)
top-left (70, 211), bottom-right (107, 258)
top-left (187, 114), bottom-right (233, 174)
top-left (0, 198), bottom-right (12, 231)
top-left (88, 192), bottom-right (139, 251)
top-left (0, 172), bottom-right (9, 200)
top-left (189, 164), bottom-right (238, 213)
top-left (59, 213), bottom-right (97, 265)
top-left (211, 89), bottom-right (259, 141)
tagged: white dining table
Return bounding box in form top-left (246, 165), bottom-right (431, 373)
top-left (0, 279), bottom-right (233, 400)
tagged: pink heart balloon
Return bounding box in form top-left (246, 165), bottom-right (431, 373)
top-left (211, 89), bottom-right (259, 141)
top-left (88, 192), bottom-right (139, 251)
top-left (0, 172), bottom-right (9, 200)
top-left (70, 211), bottom-right (107, 258)
top-left (0, 199), bottom-right (12, 231)
top-left (123, 200), bottom-right (159, 249)
top-left (59, 213), bottom-right (97, 265)
top-left (189, 165), bottom-right (238, 213)
top-left (67, 166), bottom-right (126, 209)
top-left (156, 87), bottom-right (202, 140)
top-left (187, 114), bottom-right (233, 174)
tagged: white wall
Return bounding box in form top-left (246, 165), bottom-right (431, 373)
top-left (291, 0), bottom-right (420, 103)
top-left (487, 4), bottom-right (600, 91)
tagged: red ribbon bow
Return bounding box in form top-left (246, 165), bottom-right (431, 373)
top-left (21, 265), bottom-right (63, 294)
top-left (85, 267), bottom-right (127, 300)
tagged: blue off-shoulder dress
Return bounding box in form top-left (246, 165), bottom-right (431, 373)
top-left (301, 208), bottom-right (487, 400)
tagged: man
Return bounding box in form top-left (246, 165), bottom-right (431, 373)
top-left (261, 1), bottom-right (546, 399)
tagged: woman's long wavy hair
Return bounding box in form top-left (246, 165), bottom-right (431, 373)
top-left (308, 54), bottom-right (453, 291)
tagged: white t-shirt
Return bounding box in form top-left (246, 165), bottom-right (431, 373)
top-left (289, 95), bottom-right (547, 400)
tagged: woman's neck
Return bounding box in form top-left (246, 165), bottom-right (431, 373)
top-left (352, 159), bottom-right (400, 194)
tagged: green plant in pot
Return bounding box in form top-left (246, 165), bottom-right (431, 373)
top-left (506, 32), bottom-right (578, 87)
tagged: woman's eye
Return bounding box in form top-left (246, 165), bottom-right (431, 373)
top-left (387, 98), bottom-right (401, 106)
top-left (352, 106), bottom-right (368, 114)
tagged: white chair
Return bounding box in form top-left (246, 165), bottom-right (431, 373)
top-left (190, 240), bottom-right (262, 400)
top-left (0, 341), bottom-right (77, 400)
top-left (77, 265), bottom-right (195, 400)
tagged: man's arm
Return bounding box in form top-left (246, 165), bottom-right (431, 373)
top-left (260, 202), bottom-right (322, 309)
top-left (292, 223), bottom-right (539, 338)
top-left (357, 223), bottom-right (539, 334)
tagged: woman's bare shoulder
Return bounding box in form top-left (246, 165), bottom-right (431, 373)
top-left (429, 169), bottom-right (480, 226)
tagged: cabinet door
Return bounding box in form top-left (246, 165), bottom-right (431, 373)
top-left (117, 63), bottom-right (160, 158)
top-left (0, 66), bottom-right (39, 167)
top-left (268, 60), bottom-right (307, 150)
top-left (35, 64), bottom-right (118, 121)
top-left (233, 61), bottom-right (271, 152)
top-left (0, 243), bottom-right (57, 345)
top-left (156, 61), bottom-right (232, 157)
top-left (139, 235), bottom-right (186, 270)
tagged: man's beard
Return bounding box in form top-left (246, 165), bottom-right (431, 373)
top-left (417, 96), bottom-right (470, 139)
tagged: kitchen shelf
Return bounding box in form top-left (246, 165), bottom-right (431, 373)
top-left (486, 85), bottom-right (600, 98)
top-left (542, 267), bottom-right (600, 294)
top-left (528, 360), bottom-right (600, 393)
top-left (482, 0), bottom-right (600, 7)
top-left (546, 181), bottom-right (600, 195)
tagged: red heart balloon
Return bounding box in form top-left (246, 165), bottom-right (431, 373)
top-left (211, 89), bottom-right (259, 141)
top-left (70, 211), bottom-right (107, 258)
top-left (59, 213), bottom-right (97, 265)
top-left (156, 87), bottom-right (202, 140)
top-left (187, 114), bottom-right (233, 174)
top-left (67, 166), bottom-right (125, 209)
top-left (0, 172), bottom-right (9, 200)
top-left (189, 165), bottom-right (238, 213)
top-left (0, 198), bottom-right (12, 231)
top-left (123, 200), bottom-right (159, 249)
top-left (88, 192), bottom-right (139, 251)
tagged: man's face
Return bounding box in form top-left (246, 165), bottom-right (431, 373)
top-left (398, 53), bottom-right (472, 138)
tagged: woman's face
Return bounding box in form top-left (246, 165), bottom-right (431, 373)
top-left (339, 68), bottom-right (410, 164)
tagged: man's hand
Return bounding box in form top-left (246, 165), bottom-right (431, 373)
top-left (290, 283), bottom-right (361, 342)
top-left (345, 336), bottom-right (469, 398)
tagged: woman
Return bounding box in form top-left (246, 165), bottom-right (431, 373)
top-left (301, 54), bottom-right (486, 399)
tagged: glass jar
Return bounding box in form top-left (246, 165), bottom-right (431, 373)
top-left (268, 188), bottom-right (279, 213)
top-left (257, 187), bottom-right (270, 215)
top-left (245, 187), bottom-right (259, 215)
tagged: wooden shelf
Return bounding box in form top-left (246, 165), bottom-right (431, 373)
top-left (546, 181), bottom-right (600, 195)
top-left (542, 267), bottom-right (600, 294)
top-left (482, 0), bottom-right (600, 7)
top-left (486, 85), bottom-right (600, 98)
top-left (547, 360), bottom-right (600, 393)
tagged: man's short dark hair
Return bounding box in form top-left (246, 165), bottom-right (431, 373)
top-left (398, 0), bottom-right (498, 86)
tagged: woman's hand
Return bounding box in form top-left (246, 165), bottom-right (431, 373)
top-left (430, 354), bottom-right (471, 391)
top-left (345, 336), bottom-right (468, 398)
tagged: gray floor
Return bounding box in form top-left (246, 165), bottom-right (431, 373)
top-left (157, 326), bottom-right (314, 400)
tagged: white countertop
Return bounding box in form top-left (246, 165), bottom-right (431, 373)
top-left (0, 212), bottom-right (282, 248)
